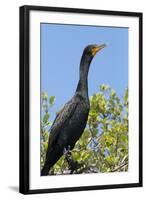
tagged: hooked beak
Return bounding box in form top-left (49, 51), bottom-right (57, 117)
top-left (91, 44), bottom-right (106, 56)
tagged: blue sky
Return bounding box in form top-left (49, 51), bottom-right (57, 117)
top-left (41, 23), bottom-right (128, 120)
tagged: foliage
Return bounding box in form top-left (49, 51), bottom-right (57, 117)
top-left (41, 92), bottom-right (55, 168)
top-left (41, 85), bottom-right (128, 174)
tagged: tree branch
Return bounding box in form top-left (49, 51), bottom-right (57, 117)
top-left (111, 162), bottom-right (128, 172)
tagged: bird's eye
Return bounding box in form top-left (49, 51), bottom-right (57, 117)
top-left (91, 47), bottom-right (98, 56)
top-left (88, 48), bottom-right (94, 55)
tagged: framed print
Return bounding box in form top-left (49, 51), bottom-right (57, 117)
top-left (19, 5), bottom-right (143, 194)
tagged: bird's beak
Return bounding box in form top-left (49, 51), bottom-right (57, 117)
top-left (91, 44), bottom-right (106, 56)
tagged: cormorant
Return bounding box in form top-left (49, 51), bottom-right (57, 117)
top-left (41, 44), bottom-right (106, 175)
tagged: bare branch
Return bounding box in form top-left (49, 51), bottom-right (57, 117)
top-left (111, 162), bottom-right (128, 172)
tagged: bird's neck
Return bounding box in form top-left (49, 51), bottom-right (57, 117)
top-left (76, 54), bottom-right (92, 98)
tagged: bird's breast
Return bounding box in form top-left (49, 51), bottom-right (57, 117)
top-left (62, 100), bottom-right (90, 148)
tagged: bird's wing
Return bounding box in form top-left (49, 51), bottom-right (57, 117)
top-left (48, 96), bottom-right (79, 148)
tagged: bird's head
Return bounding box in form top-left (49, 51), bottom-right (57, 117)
top-left (84, 44), bottom-right (106, 58)
top-left (80, 43), bottom-right (106, 76)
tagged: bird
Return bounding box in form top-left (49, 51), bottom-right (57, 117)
top-left (41, 44), bottom-right (106, 176)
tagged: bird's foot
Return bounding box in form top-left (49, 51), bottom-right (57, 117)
top-left (63, 145), bottom-right (71, 155)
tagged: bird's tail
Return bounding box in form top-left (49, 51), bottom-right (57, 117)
top-left (41, 145), bottom-right (63, 176)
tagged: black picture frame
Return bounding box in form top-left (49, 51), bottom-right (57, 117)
top-left (19, 5), bottom-right (143, 194)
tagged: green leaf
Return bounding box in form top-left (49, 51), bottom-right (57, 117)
top-left (42, 92), bottom-right (48, 101)
top-left (43, 142), bottom-right (48, 151)
top-left (100, 84), bottom-right (109, 91)
top-left (49, 96), bottom-right (55, 105)
top-left (43, 113), bottom-right (50, 123)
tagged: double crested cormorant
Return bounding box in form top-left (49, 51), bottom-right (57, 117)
top-left (41, 44), bottom-right (106, 175)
